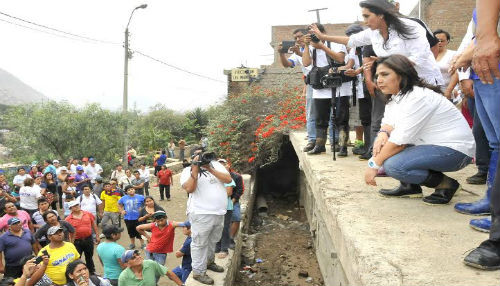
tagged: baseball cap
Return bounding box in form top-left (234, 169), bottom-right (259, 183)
top-left (76, 165), bottom-right (84, 171)
top-left (53, 160), bottom-right (60, 164)
top-left (60, 166), bottom-right (68, 172)
top-left (8, 217), bottom-right (21, 225)
top-left (102, 225), bottom-right (124, 237)
top-left (68, 200), bottom-right (80, 208)
top-left (177, 220), bottom-right (191, 228)
top-left (89, 158), bottom-right (95, 162)
top-left (121, 250), bottom-right (140, 263)
top-left (47, 226), bottom-right (64, 236)
top-left (82, 157), bottom-right (88, 162)
top-left (152, 210), bottom-right (167, 219)
top-left (67, 176), bottom-right (75, 181)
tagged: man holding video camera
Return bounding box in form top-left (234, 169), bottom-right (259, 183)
top-left (302, 23), bottom-right (354, 156)
top-left (278, 28), bottom-right (316, 152)
top-left (180, 149), bottom-right (232, 285)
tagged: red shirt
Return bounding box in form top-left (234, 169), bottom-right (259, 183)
top-left (157, 169), bottom-right (172, 185)
top-left (146, 222), bottom-right (175, 254)
top-left (65, 211), bottom-right (95, 239)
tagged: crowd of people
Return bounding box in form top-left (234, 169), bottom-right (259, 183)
top-left (0, 148), bottom-right (245, 285)
top-left (279, 0), bottom-right (500, 271)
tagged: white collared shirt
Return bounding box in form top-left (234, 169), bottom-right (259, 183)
top-left (382, 86), bottom-right (475, 157)
top-left (348, 18), bottom-right (443, 86)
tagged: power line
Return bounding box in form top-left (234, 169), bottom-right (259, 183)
top-left (132, 50), bottom-right (226, 84)
top-left (0, 10), bottom-right (120, 45)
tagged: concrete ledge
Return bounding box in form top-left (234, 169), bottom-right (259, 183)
top-left (186, 174), bottom-right (255, 286)
top-left (290, 131), bottom-right (500, 286)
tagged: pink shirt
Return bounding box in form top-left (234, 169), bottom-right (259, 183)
top-left (0, 210), bottom-right (31, 231)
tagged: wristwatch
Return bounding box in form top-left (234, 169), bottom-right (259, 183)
top-left (368, 158), bottom-right (381, 169)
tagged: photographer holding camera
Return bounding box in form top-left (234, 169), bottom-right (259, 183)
top-left (180, 149), bottom-right (232, 285)
top-left (277, 29), bottom-right (316, 152)
top-left (303, 23), bottom-right (354, 156)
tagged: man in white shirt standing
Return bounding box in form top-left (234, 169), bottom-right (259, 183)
top-left (180, 149), bottom-right (232, 285)
top-left (85, 158), bottom-right (103, 185)
top-left (138, 164), bottom-right (150, 196)
top-left (77, 185), bottom-right (103, 219)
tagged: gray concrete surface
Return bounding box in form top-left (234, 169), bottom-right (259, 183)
top-left (290, 131), bottom-right (500, 286)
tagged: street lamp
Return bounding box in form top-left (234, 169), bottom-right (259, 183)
top-left (123, 4), bottom-right (147, 165)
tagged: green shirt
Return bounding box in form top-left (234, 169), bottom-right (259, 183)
top-left (118, 260), bottom-right (167, 286)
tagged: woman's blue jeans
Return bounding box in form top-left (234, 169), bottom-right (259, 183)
top-left (383, 145), bottom-right (472, 184)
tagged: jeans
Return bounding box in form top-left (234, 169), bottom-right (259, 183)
top-left (305, 85), bottom-right (316, 142)
top-left (472, 102), bottom-right (492, 174)
top-left (231, 202), bottom-right (241, 222)
top-left (145, 251), bottom-right (167, 265)
top-left (383, 145), bottom-right (472, 184)
top-left (101, 212), bottom-right (120, 227)
top-left (74, 236), bottom-right (95, 273)
top-left (159, 184), bottom-right (170, 200)
top-left (169, 150), bottom-right (175, 158)
top-left (173, 266), bottom-right (191, 282)
top-left (473, 79), bottom-right (500, 241)
top-left (144, 181), bottom-right (150, 196)
top-left (189, 213), bottom-right (224, 274)
top-left (216, 210), bottom-right (233, 253)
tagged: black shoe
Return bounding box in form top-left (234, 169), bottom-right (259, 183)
top-left (464, 240), bottom-right (500, 270)
top-left (207, 261), bottom-right (224, 273)
top-left (337, 146), bottom-right (348, 157)
top-left (379, 182), bottom-right (423, 198)
top-left (358, 151), bottom-right (371, 161)
top-left (352, 146), bottom-right (366, 155)
top-left (422, 171), bottom-right (460, 205)
top-left (307, 145), bottom-right (326, 155)
top-left (466, 172), bottom-right (488, 185)
top-left (303, 141), bottom-right (315, 152)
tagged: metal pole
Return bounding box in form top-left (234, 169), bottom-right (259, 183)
top-left (418, 0), bottom-right (421, 20)
top-left (308, 8), bottom-right (328, 23)
top-left (123, 28), bottom-right (129, 165)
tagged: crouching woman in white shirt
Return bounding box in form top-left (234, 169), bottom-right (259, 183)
top-left (364, 55), bottom-right (475, 205)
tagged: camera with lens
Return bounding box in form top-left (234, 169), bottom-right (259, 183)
top-left (191, 152), bottom-right (217, 166)
top-left (310, 33), bottom-right (320, 43)
top-left (321, 67), bottom-right (345, 88)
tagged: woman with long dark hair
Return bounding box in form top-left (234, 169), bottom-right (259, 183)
top-left (310, 0), bottom-right (442, 85)
top-left (363, 54), bottom-right (474, 205)
top-left (138, 196), bottom-right (164, 224)
top-left (41, 172), bottom-right (58, 210)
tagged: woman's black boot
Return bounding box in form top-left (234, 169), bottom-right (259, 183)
top-left (421, 170), bottom-right (460, 205)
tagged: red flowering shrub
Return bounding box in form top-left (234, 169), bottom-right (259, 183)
top-left (205, 85), bottom-right (305, 173)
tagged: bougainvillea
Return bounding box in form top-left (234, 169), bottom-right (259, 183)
top-left (205, 85), bottom-right (306, 173)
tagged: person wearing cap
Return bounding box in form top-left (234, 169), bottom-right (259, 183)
top-left (53, 159), bottom-right (61, 174)
top-left (97, 225), bottom-right (126, 286)
top-left (0, 217), bottom-right (39, 278)
top-left (172, 221), bottom-right (192, 283)
top-left (136, 210), bottom-right (182, 265)
top-left (39, 225), bottom-right (80, 285)
top-left (84, 158), bottom-right (103, 186)
top-left (157, 164), bottom-right (173, 201)
top-left (74, 166), bottom-right (90, 195)
top-left (180, 149), bottom-right (231, 285)
top-left (65, 200), bottom-right (100, 275)
top-left (0, 202), bottom-right (34, 232)
top-left (81, 157), bottom-right (89, 168)
top-left (118, 249), bottom-right (185, 286)
top-left (118, 185), bottom-right (145, 250)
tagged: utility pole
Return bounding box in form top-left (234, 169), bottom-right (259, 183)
top-left (123, 4), bottom-right (147, 165)
top-left (308, 8), bottom-right (328, 23)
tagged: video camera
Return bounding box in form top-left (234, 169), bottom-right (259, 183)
top-left (321, 67), bottom-right (345, 88)
top-left (191, 152), bottom-right (217, 167)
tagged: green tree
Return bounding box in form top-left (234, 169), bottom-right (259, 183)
top-left (3, 101), bottom-right (124, 170)
top-left (186, 107), bottom-right (209, 140)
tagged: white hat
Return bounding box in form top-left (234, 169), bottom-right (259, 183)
top-left (68, 200), bottom-right (80, 208)
top-left (53, 160), bottom-right (60, 164)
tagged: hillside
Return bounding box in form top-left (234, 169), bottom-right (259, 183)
top-left (0, 67), bottom-right (49, 105)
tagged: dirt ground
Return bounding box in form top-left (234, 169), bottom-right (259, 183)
top-left (235, 193), bottom-right (324, 286)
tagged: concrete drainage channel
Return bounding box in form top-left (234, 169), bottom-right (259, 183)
top-left (186, 139), bottom-right (326, 286)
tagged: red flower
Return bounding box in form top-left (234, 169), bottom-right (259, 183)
top-left (265, 115), bottom-right (274, 121)
top-left (242, 99), bottom-right (248, 103)
top-left (248, 156), bottom-right (255, 163)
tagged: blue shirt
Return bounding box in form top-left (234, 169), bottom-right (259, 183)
top-left (180, 236), bottom-right (192, 271)
top-left (157, 154), bottom-right (167, 166)
top-left (0, 229), bottom-right (35, 266)
top-left (224, 180), bottom-right (236, 211)
top-left (97, 241), bottom-right (126, 279)
top-left (118, 195), bottom-right (145, 220)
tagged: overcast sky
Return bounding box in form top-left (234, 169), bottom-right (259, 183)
top-left (0, 0), bottom-right (418, 112)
